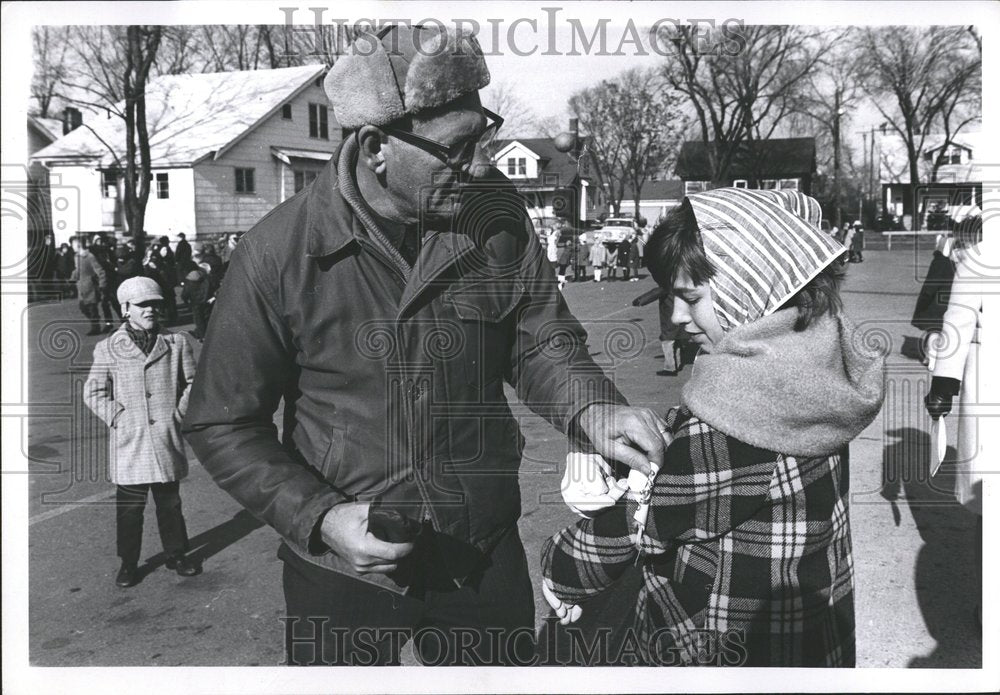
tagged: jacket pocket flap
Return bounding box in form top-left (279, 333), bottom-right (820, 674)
top-left (447, 280), bottom-right (525, 323)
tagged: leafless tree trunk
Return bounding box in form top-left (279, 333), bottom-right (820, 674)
top-left (123, 26), bottom-right (162, 251)
top-left (571, 68), bottom-right (688, 218)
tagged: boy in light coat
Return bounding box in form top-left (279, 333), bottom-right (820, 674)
top-left (84, 277), bottom-right (200, 588)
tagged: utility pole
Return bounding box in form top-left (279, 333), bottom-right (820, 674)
top-left (832, 87), bottom-right (843, 228)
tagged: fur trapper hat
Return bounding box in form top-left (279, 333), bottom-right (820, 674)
top-left (325, 24), bottom-right (490, 128)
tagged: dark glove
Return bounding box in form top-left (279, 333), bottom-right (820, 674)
top-left (925, 376), bottom-right (961, 420)
top-left (366, 497), bottom-right (422, 544)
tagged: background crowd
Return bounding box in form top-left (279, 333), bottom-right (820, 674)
top-left (30, 231), bottom-right (243, 338)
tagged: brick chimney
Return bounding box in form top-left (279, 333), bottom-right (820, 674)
top-left (63, 107), bottom-right (82, 135)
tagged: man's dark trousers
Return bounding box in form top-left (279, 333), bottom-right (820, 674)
top-left (116, 481), bottom-right (190, 567)
top-left (282, 526), bottom-right (536, 666)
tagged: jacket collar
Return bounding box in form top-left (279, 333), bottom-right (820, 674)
top-left (304, 141), bottom-right (364, 259)
top-left (108, 323), bottom-right (170, 366)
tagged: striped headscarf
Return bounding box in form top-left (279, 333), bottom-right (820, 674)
top-left (688, 188), bottom-right (845, 331)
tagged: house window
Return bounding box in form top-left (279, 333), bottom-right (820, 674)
top-left (506, 157), bottom-right (527, 176)
top-left (684, 180), bottom-right (708, 195)
top-left (947, 146), bottom-right (963, 165)
top-left (155, 172), bottom-right (169, 199)
top-left (235, 167), bottom-right (255, 194)
top-left (101, 170), bottom-right (119, 198)
top-left (779, 178), bottom-right (799, 190)
top-left (293, 170), bottom-right (318, 193)
top-left (733, 179), bottom-right (748, 189)
top-left (282, 103), bottom-right (292, 120)
top-left (309, 103), bottom-right (329, 139)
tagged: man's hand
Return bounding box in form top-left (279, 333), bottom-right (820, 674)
top-left (575, 404), bottom-right (671, 475)
top-left (542, 577), bottom-right (582, 625)
top-left (561, 451), bottom-right (628, 517)
top-left (319, 502), bottom-right (414, 575)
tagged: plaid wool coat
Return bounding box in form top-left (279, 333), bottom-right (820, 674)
top-left (541, 406), bottom-right (855, 667)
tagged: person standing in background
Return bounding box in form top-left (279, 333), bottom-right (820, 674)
top-left (924, 215), bottom-right (983, 624)
top-left (71, 236), bottom-right (107, 336)
top-left (556, 229), bottom-right (572, 290)
top-left (55, 242), bottom-right (77, 299)
top-left (83, 276), bottom-right (201, 588)
top-left (574, 234), bottom-right (589, 282)
top-left (605, 241), bottom-right (619, 281)
top-left (174, 233), bottom-right (193, 276)
top-left (626, 234), bottom-right (641, 282)
top-left (90, 234), bottom-right (122, 331)
top-left (589, 238), bottom-right (608, 282)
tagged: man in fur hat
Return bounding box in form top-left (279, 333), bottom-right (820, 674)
top-left (184, 24), bottom-right (667, 666)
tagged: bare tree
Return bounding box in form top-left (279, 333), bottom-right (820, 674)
top-left (31, 26), bottom-right (71, 118)
top-left (154, 26), bottom-right (202, 76)
top-left (658, 24), bottom-right (825, 185)
top-left (570, 68), bottom-right (688, 217)
top-left (790, 28), bottom-right (868, 226)
top-left (857, 26), bottom-right (981, 229)
top-left (482, 80), bottom-right (541, 141)
top-left (60, 26), bottom-right (162, 247)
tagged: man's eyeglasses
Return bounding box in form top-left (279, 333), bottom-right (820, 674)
top-left (381, 108), bottom-right (504, 169)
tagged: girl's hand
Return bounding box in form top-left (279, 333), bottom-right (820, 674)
top-left (542, 577), bottom-right (582, 625)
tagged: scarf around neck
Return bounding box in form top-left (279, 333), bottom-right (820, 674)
top-left (125, 323), bottom-right (160, 356)
top-left (682, 310), bottom-right (885, 457)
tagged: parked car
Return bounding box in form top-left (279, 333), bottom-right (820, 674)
top-left (593, 216), bottom-right (638, 243)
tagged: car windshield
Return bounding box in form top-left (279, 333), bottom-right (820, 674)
top-left (605, 219), bottom-right (631, 227)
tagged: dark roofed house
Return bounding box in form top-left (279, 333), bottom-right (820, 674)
top-left (675, 137), bottom-right (816, 195)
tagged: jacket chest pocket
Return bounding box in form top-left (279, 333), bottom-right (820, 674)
top-left (446, 280), bottom-right (525, 388)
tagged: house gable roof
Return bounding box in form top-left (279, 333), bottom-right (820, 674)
top-left (28, 115), bottom-right (64, 143)
top-left (32, 64), bottom-right (326, 167)
top-left (493, 140), bottom-right (541, 162)
top-left (492, 137), bottom-right (587, 185)
top-left (675, 138), bottom-right (816, 180)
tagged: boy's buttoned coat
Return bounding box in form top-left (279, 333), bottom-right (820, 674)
top-left (84, 326), bottom-right (197, 485)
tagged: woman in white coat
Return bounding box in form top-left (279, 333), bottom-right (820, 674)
top-left (84, 276), bottom-right (200, 588)
top-left (924, 216), bottom-right (982, 621)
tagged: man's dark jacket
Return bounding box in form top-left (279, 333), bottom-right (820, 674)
top-left (183, 147), bottom-right (625, 592)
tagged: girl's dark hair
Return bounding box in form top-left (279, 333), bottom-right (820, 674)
top-left (645, 198), bottom-right (845, 331)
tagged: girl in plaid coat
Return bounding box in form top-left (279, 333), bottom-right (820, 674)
top-left (542, 189), bottom-right (885, 667)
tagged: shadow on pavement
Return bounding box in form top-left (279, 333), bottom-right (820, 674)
top-left (139, 509), bottom-right (265, 579)
top-left (880, 427), bottom-right (981, 668)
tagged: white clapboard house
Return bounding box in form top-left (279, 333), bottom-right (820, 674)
top-left (32, 64), bottom-right (341, 245)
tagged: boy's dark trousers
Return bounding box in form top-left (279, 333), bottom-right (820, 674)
top-left (116, 481), bottom-right (190, 567)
